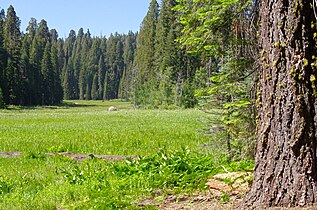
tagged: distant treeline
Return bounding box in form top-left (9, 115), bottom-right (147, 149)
top-left (0, 5), bottom-right (138, 106)
top-left (0, 1), bottom-right (208, 108)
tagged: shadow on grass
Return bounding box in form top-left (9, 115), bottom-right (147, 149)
top-left (60, 101), bottom-right (97, 108)
top-left (4, 101), bottom-right (97, 111)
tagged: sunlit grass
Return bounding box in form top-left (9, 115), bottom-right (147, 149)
top-left (0, 100), bottom-right (211, 155)
top-left (0, 151), bottom-right (253, 209)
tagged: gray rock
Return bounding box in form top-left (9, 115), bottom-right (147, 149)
top-left (209, 125), bottom-right (225, 132)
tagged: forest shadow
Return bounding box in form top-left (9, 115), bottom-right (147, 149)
top-left (60, 101), bottom-right (97, 108)
top-left (4, 101), bottom-right (97, 111)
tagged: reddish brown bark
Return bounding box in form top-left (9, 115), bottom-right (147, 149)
top-left (243, 0), bottom-right (317, 208)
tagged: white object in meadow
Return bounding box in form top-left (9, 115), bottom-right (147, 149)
top-left (108, 106), bottom-right (118, 111)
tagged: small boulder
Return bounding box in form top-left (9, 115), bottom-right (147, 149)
top-left (108, 106), bottom-right (117, 111)
top-left (209, 125), bottom-right (225, 132)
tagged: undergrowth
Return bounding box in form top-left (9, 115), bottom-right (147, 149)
top-left (0, 149), bottom-right (253, 209)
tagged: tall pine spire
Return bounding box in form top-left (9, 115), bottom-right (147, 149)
top-left (3, 5), bottom-right (22, 105)
top-left (133, 0), bottom-right (159, 105)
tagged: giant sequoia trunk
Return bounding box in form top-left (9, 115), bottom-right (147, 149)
top-left (243, 0), bottom-right (317, 208)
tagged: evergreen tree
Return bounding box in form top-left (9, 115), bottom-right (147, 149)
top-left (0, 9), bottom-right (6, 106)
top-left (103, 71), bottom-right (109, 100)
top-left (51, 38), bottom-right (63, 104)
top-left (155, 0), bottom-right (200, 107)
top-left (154, 0), bottom-right (178, 106)
top-left (3, 5), bottom-right (22, 105)
top-left (105, 33), bottom-right (124, 99)
top-left (175, 0), bottom-right (257, 160)
top-left (19, 34), bottom-right (31, 105)
top-left (85, 81), bottom-right (91, 100)
top-left (26, 18), bottom-right (38, 38)
top-left (133, 0), bottom-right (159, 105)
top-left (50, 29), bottom-right (58, 43)
top-left (0, 87), bottom-right (4, 108)
top-left (97, 55), bottom-right (105, 99)
top-left (78, 30), bottom-right (92, 100)
top-left (71, 28), bottom-right (84, 98)
top-left (79, 67), bottom-right (86, 100)
top-left (63, 61), bottom-right (75, 100)
top-left (36, 19), bottom-right (50, 56)
top-left (91, 73), bottom-right (98, 100)
top-left (41, 41), bottom-right (54, 104)
top-left (56, 38), bottom-right (65, 80)
top-left (64, 30), bottom-right (76, 64)
top-left (115, 37), bottom-right (124, 98)
top-left (119, 31), bottom-right (136, 100)
top-left (62, 30), bottom-right (78, 100)
top-left (29, 19), bottom-right (52, 105)
top-left (154, 0), bottom-right (177, 71)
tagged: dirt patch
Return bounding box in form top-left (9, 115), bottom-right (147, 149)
top-left (138, 193), bottom-right (239, 210)
top-left (207, 172), bottom-right (252, 197)
top-left (138, 172), bottom-right (251, 209)
top-left (0, 151), bottom-right (137, 161)
top-left (0, 152), bottom-right (23, 157)
top-left (138, 172), bottom-right (317, 209)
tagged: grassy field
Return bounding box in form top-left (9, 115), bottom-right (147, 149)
top-left (0, 100), bottom-right (213, 155)
top-left (0, 100), bottom-right (253, 209)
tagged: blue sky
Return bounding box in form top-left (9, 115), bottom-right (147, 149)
top-left (1, 0), bottom-right (152, 38)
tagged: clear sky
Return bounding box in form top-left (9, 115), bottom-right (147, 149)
top-left (0, 0), bottom-right (152, 38)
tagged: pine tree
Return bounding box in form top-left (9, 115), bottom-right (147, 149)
top-left (78, 67), bottom-right (86, 100)
top-left (56, 39), bottom-right (65, 84)
top-left (22, 18), bottom-right (41, 105)
top-left (29, 19), bottom-right (52, 105)
top-left (91, 73), bottom-right (98, 100)
top-left (105, 33), bottom-right (123, 99)
top-left (85, 82), bottom-right (91, 100)
top-left (133, 0), bottom-right (159, 105)
top-left (50, 38), bottom-right (63, 104)
top-left (103, 71), bottom-right (109, 100)
top-left (78, 30), bottom-right (92, 100)
top-left (19, 34), bottom-right (30, 105)
top-left (0, 9), bottom-right (6, 106)
top-left (41, 41), bottom-right (54, 104)
top-left (3, 5), bottom-right (22, 105)
top-left (26, 18), bottom-right (38, 38)
top-left (71, 28), bottom-right (84, 99)
top-left (0, 87), bottom-right (4, 108)
top-left (115, 37), bottom-right (124, 99)
top-left (120, 31), bottom-right (136, 100)
top-left (64, 30), bottom-right (76, 64)
top-left (154, 0), bottom-right (177, 106)
top-left (62, 30), bottom-right (76, 99)
top-left (36, 19), bottom-right (50, 56)
top-left (50, 29), bottom-right (58, 43)
top-left (63, 62), bottom-right (74, 100)
top-left (97, 55), bottom-right (105, 99)
top-left (154, 0), bottom-right (199, 107)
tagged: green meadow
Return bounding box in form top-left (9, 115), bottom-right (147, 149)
top-left (0, 101), bottom-right (253, 209)
top-left (0, 100), bottom-right (213, 155)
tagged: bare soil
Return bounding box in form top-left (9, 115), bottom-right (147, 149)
top-left (0, 151), bottom-right (137, 161)
top-left (138, 172), bottom-right (317, 210)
